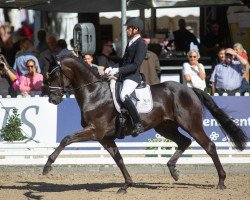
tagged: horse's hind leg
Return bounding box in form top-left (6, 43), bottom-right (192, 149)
top-left (189, 127), bottom-right (226, 189)
top-left (99, 139), bottom-right (133, 194)
top-left (155, 121), bottom-right (191, 181)
top-left (43, 126), bottom-right (97, 175)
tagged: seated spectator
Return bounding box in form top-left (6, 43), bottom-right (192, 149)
top-left (83, 54), bottom-right (101, 75)
top-left (206, 48), bottom-right (226, 93)
top-left (0, 55), bottom-right (18, 97)
top-left (39, 35), bottom-right (59, 77)
top-left (233, 43), bottom-right (250, 94)
top-left (96, 39), bottom-right (116, 75)
top-left (140, 40), bottom-right (161, 85)
top-left (182, 50), bottom-right (206, 91)
top-left (210, 48), bottom-right (248, 95)
top-left (19, 59), bottom-right (43, 96)
top-left (173, 19), bottom-right (200, 53)
top-left (13, 38), bottom-right (41, 76)
top-left (57, 39), bottom-right (73, 57)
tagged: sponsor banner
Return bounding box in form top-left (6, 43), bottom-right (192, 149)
top-left (0, 97), bottom-right (57, 143)
top-left (57, 97), bottom-right (250, 143)
top-left (1, 96), bottom-right (249, 144)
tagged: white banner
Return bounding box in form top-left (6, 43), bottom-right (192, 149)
top-left (0, 97), bottom-right (57, 144)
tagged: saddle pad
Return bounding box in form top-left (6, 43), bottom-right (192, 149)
top-left (110, 79), bottom-right (153, 114)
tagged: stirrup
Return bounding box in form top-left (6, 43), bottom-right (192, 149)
top-left (131, 123), bottom-right (144, 137)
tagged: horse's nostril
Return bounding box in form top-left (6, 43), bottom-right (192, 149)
top-left (49, 98), bottom-right (57, 104)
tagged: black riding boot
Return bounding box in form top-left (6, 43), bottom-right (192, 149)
top-left (123, 95), bottom-right (144, 137)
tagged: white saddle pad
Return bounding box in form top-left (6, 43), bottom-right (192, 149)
top-left (110, 79), bottom-right (153, 114)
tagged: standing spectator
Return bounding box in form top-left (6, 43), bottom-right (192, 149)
top-left (182, 50), bottom-right (206, 90)
top-left (57, 39), bottom-right (72, 57)
top-left (39, 35), bottom-right (59, 77)
top-left (35, 29), bottom-right (48, 54)
top-left (201, 20), bottom-right (225, 66)
top-left (19, 59), bottom-right (43, 96)
top-left (233, 43), bottom-right (249, 94)
top-left (13, 38), bottom-right (40, 76)
top-left (173, 19), bottom-right (200, 53)
top-left (83, 54), bottom-right (101, 75)
top-left (105, 17), bottom-right (147, 137)
top-left (210, 48), bottom-right (248, 95)
top-left (96, 39), bottom-right (115, 75)
top-left (140, 43), bottom-right (161, 85)
top-left (0, 55), bottom-right (18, 97)
top-left (19, 21), bottom-right (33, 39)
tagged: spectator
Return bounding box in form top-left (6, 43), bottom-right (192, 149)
top-left (113, 33), bottom-right (123, 58)
top-left (57, 39), bottom-right (73, 57)
top-left (210, 48), bottom-right (248, 95)
top-left (173, 19), bottom-right (200, 53)
top-left (182, 50), bottom-right (206, 90)
top-left (96, 39), bottom-right (115, 75)
top-left (83, 53), bottom-right (101, 75)
top-left (206, 48), bottom-right (226, 91)
top-left (233, 43), bottom-right (250, 94)
top-left (201, 20), bottom-right (225, 66)
top-left (39, 35), bottom-right (59, 77)
top-left (19, 59), bottom-right (43, 96)
top-left (35, 29), bottom-right (48, 54)
top-left (140, 40), bottom-right (161, 85)
top-left (13, 38), bottom-right (40, 76)
top-left (0, 54), bottom-right (18, 97)
top-left (19, 21), bottom-right (33, 39)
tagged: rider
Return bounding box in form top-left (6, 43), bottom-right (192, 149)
top-left (105, 17), bottom-right (147, 137)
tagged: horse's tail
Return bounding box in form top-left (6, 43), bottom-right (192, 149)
top-left (192, 88), bottom-right (247, 151)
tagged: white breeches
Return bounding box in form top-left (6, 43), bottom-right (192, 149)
top-left (120, 79), bottom-right (138, 102)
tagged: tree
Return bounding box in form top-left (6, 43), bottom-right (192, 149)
top-left (0, 108), bottom-right (27, 142)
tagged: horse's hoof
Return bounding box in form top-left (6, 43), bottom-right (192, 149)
top-left (43, 165), bottom-right (52, 175)
top-left (172, 171), bottom-right (179, 181)
top-left (216, 184), bottom-right (226, 190)
top-left (168, 166), bottom-right (179, 181)
top-left (117, 188), bottom-right (127, 194)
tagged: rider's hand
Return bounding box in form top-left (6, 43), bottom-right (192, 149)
top-left (104, 67), bottom-right (112, 74)
top-left (110, 68), bottom-right (119, 76)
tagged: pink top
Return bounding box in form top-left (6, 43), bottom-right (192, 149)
top-left (19, 73), bottom-right (43, 94)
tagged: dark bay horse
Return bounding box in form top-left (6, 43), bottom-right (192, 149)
top-left (43, 55), bottom-right (247, 194)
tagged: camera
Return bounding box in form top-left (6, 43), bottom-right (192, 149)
top-left (0, 63), bottom-right (4, 70)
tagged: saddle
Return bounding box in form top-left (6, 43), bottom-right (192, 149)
top-left (109, 74), bottom-right (153, 139)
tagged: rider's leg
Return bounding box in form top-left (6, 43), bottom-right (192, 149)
top-left (120, 79), bottom-right (144, 137)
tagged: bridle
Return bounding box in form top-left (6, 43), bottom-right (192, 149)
top-left (48, 65), bottom-right (105, 97)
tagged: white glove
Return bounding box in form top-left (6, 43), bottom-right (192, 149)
top-left (110, 68), bottom-right (119, 76)
top-left (104, 67), bottom-right (112, 74)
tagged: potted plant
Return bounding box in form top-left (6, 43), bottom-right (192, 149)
top-left (0, 108), bottom-right (27, 142)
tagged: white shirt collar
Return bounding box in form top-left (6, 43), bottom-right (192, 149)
top-left (128, 35), bottom-right (141, 46)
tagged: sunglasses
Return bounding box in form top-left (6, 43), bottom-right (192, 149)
top-left (189, 56), bottom-right (196, 58)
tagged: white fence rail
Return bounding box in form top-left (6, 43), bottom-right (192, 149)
top-left (0, 142), bottom-right (250, 165)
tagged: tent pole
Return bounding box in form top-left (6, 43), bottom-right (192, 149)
top-left (121, 0), bottom-right (127, 56)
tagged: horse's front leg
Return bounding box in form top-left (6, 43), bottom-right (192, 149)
top-left (43, 126), bottom-right (97, 175)
top-left (99, 139), bottom-right (133, 194)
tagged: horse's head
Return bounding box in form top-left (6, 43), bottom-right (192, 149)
top-left (45, 59), bottom-right (73, 105)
